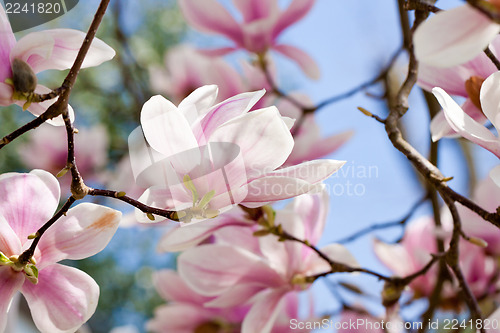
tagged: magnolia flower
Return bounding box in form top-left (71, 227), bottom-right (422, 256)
top-left (177, 192), bottom-right (358, 332)
top-left (432, 71), bottom-right (500, 158)
top-left (0, 170), bottom-right (121, 333)
top-left (418, 36), bottom-right (500, 140)
top-left (0, 5), bottom-right (115, 123)
top-left (178, 0), bottom-right (320, 79)
top-left (374, 217), bottom-right (497, 304)
top-left (129, 85), bottom-right (345, 223)
top-left (150, 44), bottom-right (245, 104)
top-left (414, 4), bottom-right (500, 67)
top-left (19, 124), bottom-right (109, 188)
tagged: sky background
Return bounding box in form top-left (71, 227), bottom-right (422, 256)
top-left (4, 0), bottom-right (500, 331)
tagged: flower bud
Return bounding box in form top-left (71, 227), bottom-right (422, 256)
top-left (11, 58), bottom-right (37, 94)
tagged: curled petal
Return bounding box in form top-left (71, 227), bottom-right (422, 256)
top-left (21, 264), bottom-right (99, 333)
top-left (432, 87), bottom-right (500, 157)
top-left (273, 44), bottom-right (320, 79)
top-left (12, 29), bottom-right (115, 73)
top-left (414, 4), bottom-right (500, 67)
top-left (37, 203), bottom-right (121, 268)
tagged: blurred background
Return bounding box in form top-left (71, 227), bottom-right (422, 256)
top-left (1, 0), bottom-right (497, 332)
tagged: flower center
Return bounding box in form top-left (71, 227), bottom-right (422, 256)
top-left (0, 251), bottom-right (39, 284)
top-left (182, 174), bottom-right (220, 222)
top-left (465, 76), bottom-right (485, 113)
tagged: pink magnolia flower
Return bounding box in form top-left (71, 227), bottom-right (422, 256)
top-left (150, 44), bottom-right (246, 104)
top-left (0, 5), bottom-right (115, 123)
top-left (432, 71), bottom-right (500, 158)
top-left (453, 170), bottom-right (500, 255)
top-left (178, 0), bottom-right (320, 79)
top-left (414, 4), bottom-right (500, 67)
top-left (130, 85), bottom-right (345, 223)
top-left (374, 217), bottom-right (497, 304)
top-left (19, 124), bottom-right (109, 188)
top-left (418, 36), bottom-right (500, 140)
top-left (177, 192), bottom-right (358, 332)
top-left (0, 170), bottom-right (121, 333)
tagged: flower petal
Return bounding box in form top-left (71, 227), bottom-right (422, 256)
top-left (414, 4), bottom-right (500, 67)
top-left (234, 0), bottom-right (278, 22)
top-left (178, 85), bottom-right (218, 120)
top-left (0, 267), bottom-right (24, 333)
top-left (0, 5), bottom-right (16, 82)
top-left (490, 165), bottom-right (500, 188)
top-left (153, 269), bottom-right (209, 304)
top-left (0, 170), bottom-right (59, 242)
top-left (36, 203), bottom-right (121, 268)
top-left (241, 289), bottom-right (287, 333)
top-left (196, 89), bottom-right (266, 142)
top-left (178, 244), bottom-right (282, 297)
top-left (146, 304), bottom-right (214, 333)
top-left (273, 44), bottom-right (320, 79)
top-left (272, 0), bottom-right (315, 39)
top-left (432, 87), bottom-right (500, 157)
top-left (271, 159), bottom-right (346, 184)
top-left (179, 0), bottom-right (243, 45)
top-left (21, 264), bottom-right (99, 333)
top-left (210, 106), bottom-right (294, 179)
top-left (140, 95), bottom-right (199, 157)
top-left (0, 215), bottom-right (22, 257)
top-left (12, 29), bottom-right (115, 73)
top-left (479, 71), bottom-right (500, 131)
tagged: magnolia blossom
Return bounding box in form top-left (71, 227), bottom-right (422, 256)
top-left (432, 71), bottom-right (500, 159)
top-left (374, 217), bottom-right (497, 304)
top-left (149, 44), bottom-right (245, 104)
top-left (418, 36), bottom-right (500, 140)
top-left (178, 0), bottom-right (319, 79)
top-left (0, 5), bottom-right (115, 123)
top-left (19, 124), bottom-right (109, 187)
top-left (129, 85), bottom-right (345, 223)
top-left (452, 170), bottom-right (500, 255)
top-left (177, 192), bottom-right (358, 332)
top-left (0, 170), bottom-right (121, 333)
top-left (414, 4), bottom-right (500, 67)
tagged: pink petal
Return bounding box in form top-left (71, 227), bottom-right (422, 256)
top-left (179, 0), bottom-right (243, 45)
top-left (140, 95), bottom-right (199, 157)
top-left (178, 85), bottom-right (218, 119)
top-left (271, 159), bottom-right (346, 184)
top-left (233, 0), bottom-right (278, 22)
top-left (21, 264), bottom-right (99, 333)
top-left (205, 283), bottom-right (266, 308)
top-left (0, 82), bottom-right (13, 106)
top-left (0, 5), bottom-right (15, 82)
top-left (210, 106), bottom-right (294, 179)
top-left (242, 177), bottom-right (323, 207)
top-left (157, 211), bottom-right (251, 252)
top-left (430, 99), bottom-right (486, 141)
top-left (241, 289), bottom-right (288, 333)
top-left (196, 89), bottom-right (266, 143)
top-left (0, 170), bottom-right (59, 242)
top-left (414, 4), bottom-right (500, 67)
top-left (36, 203), bottom-right (121, 268)
top-left (153, 270), bottom-right (209, 304)
top-left (197, 47), bottom-right (238, 57)
top-left (146, 304), bottom-right (214, 333)
top-left (178, 244), bottom-right (282, 297)
top-left (417, 62), bottom-right (472, 97)
top-left (0, 215), bottom-right (22, 257)
top-left (294, 191), bottom-right (329, 245)
top-left (273, 44), bottom-right (320, 79)
top-left (432, 87), bottom-right (500, 157)
top-left (0, 267), bottom-right (24, 333)
top-left (479, 71), bottom-right (500, 130)
top-left (272, 0), bottom-right (315, 39)
top-left (373, 239), bottom-right (414, 277)
top-left (12, 29), bottom-right (115, 73)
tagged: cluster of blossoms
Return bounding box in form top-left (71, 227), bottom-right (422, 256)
top-left (1, 0), bottom-right (500, 332)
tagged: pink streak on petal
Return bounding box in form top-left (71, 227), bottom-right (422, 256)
top-left (0, 267), bottom-right (24, 333)
top-left (0, 215), bottom-right (22, 257)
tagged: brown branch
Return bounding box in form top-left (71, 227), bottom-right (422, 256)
top-left (88, 188), bottom-right (182, 222)
top-left (18, 197), bottom-right (76, 265)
